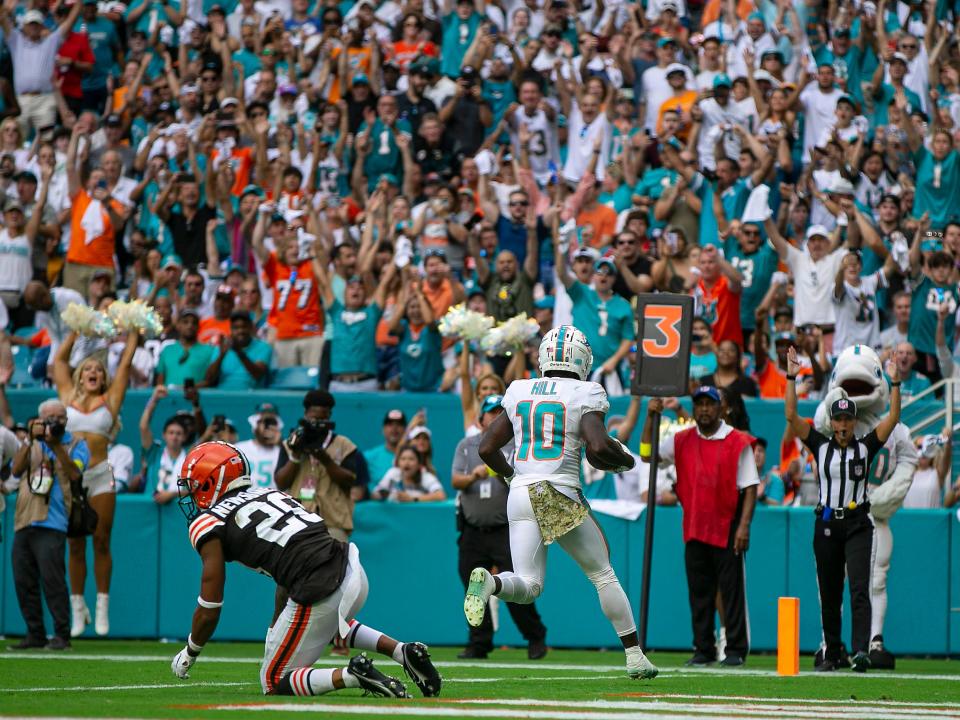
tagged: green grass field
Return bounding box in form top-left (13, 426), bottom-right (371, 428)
top-left (2, 641), bottom-right (960, 719)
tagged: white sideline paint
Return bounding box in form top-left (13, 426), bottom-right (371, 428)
top-left (451, 698), bottom-right (960, 719)
top-left (211, 703), bottom-right (951, 720)
top-left (2, 652), bottom-right (960, 682)
top-left (212, 704), bottom-right (749, 720)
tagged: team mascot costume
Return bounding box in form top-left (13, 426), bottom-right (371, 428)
top-left (813, 345), bottom-right (918, 668)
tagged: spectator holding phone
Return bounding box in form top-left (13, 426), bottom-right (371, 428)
top-left (138, 386), bottom-right (187, 506)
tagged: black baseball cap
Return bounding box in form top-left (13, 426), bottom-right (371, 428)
top-left (830, 398), bottom-right (858, 419)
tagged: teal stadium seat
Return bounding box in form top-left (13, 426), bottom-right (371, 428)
top-left (269, 366), bottom-right (320, 390)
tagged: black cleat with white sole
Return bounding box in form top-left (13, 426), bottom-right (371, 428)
top-left (401, 642), bottom-right (442, 697)
top-left (348, 653), bottom-right (410, 698)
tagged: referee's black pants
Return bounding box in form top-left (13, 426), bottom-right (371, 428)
top-left (684, 536), bottom-right (749, 661)
top-left (458, 523), bottom-right (547, 653)
top-left (814, 510), bottom-right (874, 658)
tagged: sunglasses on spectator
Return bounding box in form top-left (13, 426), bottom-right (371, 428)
top-left (742, 229), bottom-right (760, 237)
top-left (900, 43), bottom-right (917, 49)
top-left (509, 200), bottom-right (529, 207)
top-left (615, 239), bottom-right (636, 246)
top-left (202, 74), bottom-right (218, 82)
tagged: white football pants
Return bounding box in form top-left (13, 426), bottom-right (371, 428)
top-left (494, 483), bottom-right (637, 638)
top-left (260, 545), bottom-right (369, 694)
top-left (870, 519), bottom-right (892, 639)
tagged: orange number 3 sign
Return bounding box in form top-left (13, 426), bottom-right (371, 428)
top-left (642, 305), bottom-right (683, 358)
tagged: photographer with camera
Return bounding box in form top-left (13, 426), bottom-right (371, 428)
top-left (236, 402), bottom-right (289, 490)
top-left (275, 390), bottom-right (369, 542)
top-left (9, 400), bottom-right (88, 650)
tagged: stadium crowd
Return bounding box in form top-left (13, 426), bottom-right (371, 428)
top-left (0, 0), bottom-right (958, 649)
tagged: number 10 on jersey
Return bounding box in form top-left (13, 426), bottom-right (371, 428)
top-left (516, 400), bottom-right (566, 461)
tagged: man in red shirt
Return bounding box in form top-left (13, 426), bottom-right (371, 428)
top-left (54, 14), bottom-right (94, 118)
top-left (641, 387), bottom-right (759, 668)
top-left (695, 245), bottom-right (743, 348)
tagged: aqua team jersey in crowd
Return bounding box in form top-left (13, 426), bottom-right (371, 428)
top-left (610, 125), bottom-right (640, 161)
top-left (142, 440), bottom-right (186, 494)
top-left (329, 300), bottom-right (381, 376)
top-left (482, 80), bottom-right (516, 139)
top-left (912, 147), bottom-right (960, 229)
top-left (634, 167), bottom-right (677, 229)
top-left (395, 320), bottom-right (443, 393)
top-left (870, 84), bottom-right (922, 127)
top-left (690, 174), bottom-right (754, 248)
top-left (908, 274), bottom-right (959, 354)
top-left (566, 281), bottom-right (635, 367)
top-left (598, 182), bottom-right (636, 213)
top-left (725, 238), bottom-right (779, 330)
top-left (156, 342), bottom-right (216, 386)
top-left (813, 44), bottom-right (863, 101)
top-left (233, 47), bottom-right (262, 79)
top-left (123, 0), bottom-right (182, 36)
top-left (74, 18), bottom-right (120, 91)
top-left (216, 338), bottom-right (272, 389)
top-left (690, 351), bottom-right (718, 380)
top-left (359, 118), bottom-right (411, 192)
top-left (441, 10), bottom-right (482, 78)
top-left (364, 444), bottom-right (396, 487)
top-left (895, 370), bottom-right (932, 399)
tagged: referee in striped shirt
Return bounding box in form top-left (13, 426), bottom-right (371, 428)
top-left (784, 346), bottom-right (902, 673)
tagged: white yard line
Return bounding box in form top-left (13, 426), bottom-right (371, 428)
top-left (2, 652), bottom-right (960, 682)
top-left (450, 698), bottom-right (960, 719)
top-left (209, 702), bottom-right (938, 720)
top-left (1, 681), bottom-right (253, 693)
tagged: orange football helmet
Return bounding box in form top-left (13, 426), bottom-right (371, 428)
top-left (178, 441), bottom-right (251, 519)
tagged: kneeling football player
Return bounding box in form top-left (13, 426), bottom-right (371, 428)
top-left (170, 441), bottom-right (441, 698)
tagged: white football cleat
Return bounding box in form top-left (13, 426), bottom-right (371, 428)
top-left (463, 567), bottom-right (495, 628)
top-left (95, 593), bottom-right (110, 636)
top-left (626, 646), bottom-right (658, 679)
top-left (70, 595), bottom-right (90, 638)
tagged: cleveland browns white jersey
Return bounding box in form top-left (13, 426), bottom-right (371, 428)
top-left (501, 378), bottom-right (609, 489)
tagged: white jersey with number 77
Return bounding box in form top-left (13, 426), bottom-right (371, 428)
top-left (500, 378), bottom-right (610, 490)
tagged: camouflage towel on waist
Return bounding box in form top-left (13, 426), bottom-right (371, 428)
top-left (527, 481), bottom-right (588, 545)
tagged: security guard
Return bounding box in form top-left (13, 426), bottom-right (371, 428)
top-left (783, 347), bottom-right (902, 673)
top-left (451, 394), bottom-right (547, 661)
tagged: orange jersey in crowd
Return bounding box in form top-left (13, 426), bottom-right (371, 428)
top-left (697, 275), bottom-right (741, 348)
top-left (390, 40), bottom-right (438, 72)
top-left (211, 146), bottom-right (255, 196)
top-left (67, 190), bottom-right (124, 267)
top-left (198, 316), bottom-right (231, 345)
top-left (421, 277), bottom-right (456, 351)
top-left (328, 46), bottom-right (372, 103)
top-left (263, 253), bottom-right (324, 340)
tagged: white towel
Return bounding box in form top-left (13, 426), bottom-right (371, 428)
top-left (741, 184), bottom-right (772, 224)
top-left (80, 198), bottom-right (105, 244)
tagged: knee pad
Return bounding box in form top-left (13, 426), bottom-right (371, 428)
top-left (586, 565), bottom-right (619, 591)
top-left (527, 578), bottom-right (543, 600)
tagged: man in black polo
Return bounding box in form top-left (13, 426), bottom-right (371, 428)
top-left (451, 394), bottom-right (547, 660)
top-left (155, 173), bottom-right (217, 268)
top-left (398, 61), bottom-right (438, 135)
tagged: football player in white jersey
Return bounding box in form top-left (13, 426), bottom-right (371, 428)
top-left (465, 325), bottom-right (658, 679)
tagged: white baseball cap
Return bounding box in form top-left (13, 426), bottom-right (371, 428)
top-left (805, 224), bottom-right (830, 240)
top-left (21, 9), bottom-right (45, 25)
